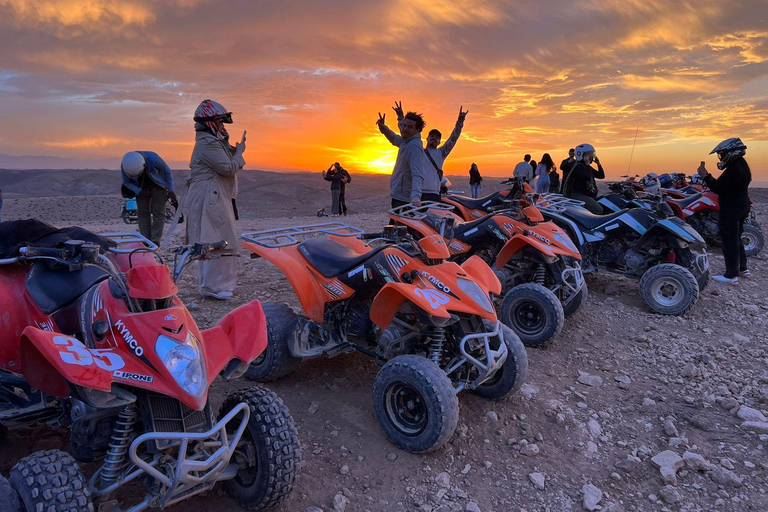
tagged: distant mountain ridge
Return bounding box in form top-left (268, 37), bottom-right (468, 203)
top-left (0, 153), bottom-right (186, 170)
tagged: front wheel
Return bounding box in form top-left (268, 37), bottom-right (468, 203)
top-left (499, 283), bottom-right (564, 347)
top-left (0, 474), bottom-right (21, 512)
top-left (372, 355), bottom-right (459, 453)
top-left (219, 386), bottom-right (302, 511)
top-left (639, 263), bottom-right (699, 315)
top-left (9, 449), bottom-right (94, 512)
top-left (472, 323), bottom-right (529, 400)
top-left (245, 302), bottom-right (302, 382)
top-left (742, 224), bottom-right (764, 256)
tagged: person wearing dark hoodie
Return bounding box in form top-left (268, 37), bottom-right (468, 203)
top-left (392, 101), bottom-right (467, 202)
top-left (697, 138), bottom-right (752, 284)
top-left (561, 143), bottom-right (605, 214)
top-left (185, 99), bottom-right (245, 300)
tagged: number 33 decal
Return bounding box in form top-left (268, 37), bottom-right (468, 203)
top-left (53, 336), bottom-right (125, 371)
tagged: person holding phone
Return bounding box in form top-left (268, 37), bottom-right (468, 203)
top-left (185, 99), bottom-right (246, 299)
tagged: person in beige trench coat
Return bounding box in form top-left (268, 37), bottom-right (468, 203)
top-left (185, 99), bottom-right (246, 299)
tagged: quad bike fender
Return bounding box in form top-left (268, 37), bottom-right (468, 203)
top-left (370, 282), bottom-right (452, 329)
top-left (494, 235), bottom-right (557, 269)
top-left (201, 300), bottom-right (267, 381)
top-left (461, 256), bottom-right (502, 295)
top-left (385, 215), bottom-right (435, 238)
top-left (241, 241), bottom-right (329, 321)
top-left (19, 327), bottom-right (116, 397)
top-left (638, 219), bottom-right (705, 248)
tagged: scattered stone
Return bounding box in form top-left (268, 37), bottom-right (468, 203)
top-left (681, 363), bottom-right (696, 378)
top-left (435, 472), bottom-right (451, 488)
top-left (744, 461), bottom-right (756, 468)
top-left (741, 421), bottom-right (768, 434)
top-left (660, 466), bottom-right (678, 486)
top-left (307, 402), bottom-right (320, 414)
top-left (520, 383), bottom-right (540, 399)
top-left (720, 458), bottom-right (735, 470)
top-left (710, 467), bottom-right (743, 488)
top-left (339, 465), bottom-right (349, 475)
top-left (306, 508), bottom-right (324, 512)
top-left (614, 375), bottom-right (631, 390)
top-left (581, 484), bottom-right (603, 511)
top-left (659, 485), bottom-right (681, 504)
top-left (663, 419), bottom-right (679, 437)
top-left (332, 492), bottom-right (349, 512)
top-left (529, 472), bottom-right (546, 490)
top-left (587, 419), bottom-right (602, 437)
top-left (732, 332), bottom-right (749, 343)
top-left (642, 397), bottom-right (656, 408)
top-left (610, 472), bottom-right (621, 481)
top-left (614, 457), bottom-right (638, 473)
top-left (520, 443), bottom-right (540, 456)
top-left (461, 464), bottom-right (471, 475)
top-left (737, 406), bottom-right (767, 422)
top-left (651, 450), bottom-right (683, 470)
top-left (577, 372), bottom-right (603, 387)
top-left (486, 411), bottom-right (499, 421)
top-left (683, 452), bottom-right (712, 472)
top-left (386, 452), bottom-right (398, 461)
top-left (466, 503), bottom-right (481, 512)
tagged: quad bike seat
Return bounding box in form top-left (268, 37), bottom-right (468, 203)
top-left (298, 238), bottom-right (380, 278)
top-left (451, 215), bottom-right (495, 238)
top-left (26, 262), bottom-right (109, 314)
top-left (445, 191), bottom-right (506, 211)
top-left (665, 192), bottom-right (704, 209)
top-left (564, 207), bottom-right (631, 230)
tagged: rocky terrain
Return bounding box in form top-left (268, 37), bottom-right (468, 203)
top-left (1, 170), bottom-right (767, 512)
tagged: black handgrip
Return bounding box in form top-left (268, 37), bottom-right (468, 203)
top-left (207, 241), bottom-right (228, 251)
top-left (359, 232), bottom-right (384, 240)
top-left (22, 246), bottom-right (66, 258)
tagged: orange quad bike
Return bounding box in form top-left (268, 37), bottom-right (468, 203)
top-left (441, 180), bottom-right (525, 221)
top-left (240, 223), bottom-right (528, 453)
top-left (387, 200), bottom-right (586, 348)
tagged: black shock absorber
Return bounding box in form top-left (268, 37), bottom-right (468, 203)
top-left (100, 404), bottom-right (138, 488)
top-left (534, 264), bottom-right (545, 285)
top-left (428, 327), bottom-right (446, 364)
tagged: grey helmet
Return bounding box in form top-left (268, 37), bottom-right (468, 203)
top-left (574, 143), bottom-right (596, 162)
top-left (709, 138), bottom-right (746, 170)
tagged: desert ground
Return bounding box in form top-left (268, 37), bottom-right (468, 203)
top-left (1, 169), bottom-right (767, 512)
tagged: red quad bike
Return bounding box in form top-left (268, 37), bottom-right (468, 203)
top-left (387, 201), bottom-right (586, 348)
top-left (0, 220), bottom-right (301, 512)
top-left (240, 222), bottom-right (528, 453)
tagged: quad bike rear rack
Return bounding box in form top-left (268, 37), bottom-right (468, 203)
top-left (241, 222), bottom-right (363, 248)
top-left (387, 201), bottom-right (455, 221)
top-left (534, 194), bottom-right (586, 213)
top-left (101, 232), bottom-right (158, 253)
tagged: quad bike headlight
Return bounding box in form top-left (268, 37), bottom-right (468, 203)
top-left (155, 333), bottom-right (207, 398)
top-left (456, 278), bottom-right (495, 315)
top-left (552, 231), bottom-right (578, 253)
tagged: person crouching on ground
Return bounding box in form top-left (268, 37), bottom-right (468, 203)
top-left (120, 151), bottom-right (177, 245)
top-left (377, 108), bottom-right (425, 208)
top-left (186, 99), bottom-right (246, 300)
top-left (697, 138), bottom-right (752, 284)
top-left (561, 143), bottom-right (605, 214)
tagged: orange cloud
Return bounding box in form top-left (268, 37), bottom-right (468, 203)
top-left (45, 137), bottom-right (126, 149)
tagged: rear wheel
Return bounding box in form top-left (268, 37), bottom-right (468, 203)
top-left (499, 283), bottom-right (564, 347)
top-left (742, 224), bottom-right (764, 256)
top-left (9, 449), bottom-right (93, 512)
top-left (120, 207), bottom-right (133, 224)
top-left (219, 386), bottom-right (302, 511)
top-left (0, 474), bottom-right (21, 512)
top-left (639, 263), bottom-right (699, 315)
top-left (372, 355), bottom-right (459, 453)
top-left (472, 323), bottom-right (528, 400)
top-left (245, 302), bottom-right (302, 382)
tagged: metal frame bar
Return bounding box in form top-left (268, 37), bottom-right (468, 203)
top-left (241, 222), bottom-right (362, 248)
top-left (101, 232), bottom-right (158, 253)
top-left (387, 201), bottom-right (455, 220)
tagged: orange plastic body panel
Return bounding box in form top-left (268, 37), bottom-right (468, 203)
top-left (201, 300), bottom-right (268, 374)
top-left (418, 235), bottom-right (451, 260)
top-left (523, 205), bottom-right (545, 223)
top-left (241, 241), bottom-right (354, 321)
top-left (126, 265), bottom-right (179, 299)
top-left (460, 256), bottom-right (502, 295)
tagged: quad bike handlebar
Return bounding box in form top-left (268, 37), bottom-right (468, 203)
top-left (172, 241), bottom-right (229, 282)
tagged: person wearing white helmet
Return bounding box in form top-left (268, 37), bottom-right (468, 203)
top-left (120, 150), bottom-right (176, 244)
top-left (697, 137), bottom-right (752, 284)
top-left (561, 143), bottom-right (605, 214)
top-left (185, 99), bottom-right (246, 299)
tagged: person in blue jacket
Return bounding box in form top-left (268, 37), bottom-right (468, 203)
top-left (121, 151), bottom-right (176, 244)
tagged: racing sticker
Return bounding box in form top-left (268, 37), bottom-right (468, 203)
top-left (414, 288), bottom-right (450, 310)
top-left (113, 370), bottom-right (154, 383)
top-left (386, 254), bottom-right (408, 275)
top-left (53, 335), bottom-right (125, 372)
top-left (324, 280), bottom-right (346, 299)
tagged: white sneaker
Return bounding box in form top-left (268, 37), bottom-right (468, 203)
top-left (712, 275), bottom-right (738, 284)
top-left (203, 291), bottom-right (233, 300)
top-left (740, 269), bottom-right (750, 278)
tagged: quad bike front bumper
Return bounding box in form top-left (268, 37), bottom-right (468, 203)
top-left (559, 264), bottom-right (585, 306)
top-left (445, 321), bottom-right (508, 393)
top-left (693, 250), bottom-right (709, 275)
top-left (92, 403), bottom-right (250, 512)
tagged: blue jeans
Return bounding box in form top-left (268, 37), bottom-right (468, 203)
top-left (470, 183), bottom-right (481, 198)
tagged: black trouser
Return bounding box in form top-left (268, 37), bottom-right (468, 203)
top-left (719, 206), bottom-right (749, 278)
top-left (421, 193), bottom-right (441, 203)
top-left (136, 181), bottom-right (167, 244)
top-left (391, 198), bottom-right (409, 208)
top-left (339, 188), bottom-right (347, 215)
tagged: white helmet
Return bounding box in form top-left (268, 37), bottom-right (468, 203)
top-left (121, 151), bottom-right (145, 179)
top-left (574, 143), bottom-right (596, 162)
top-left (709, 137), bottom-right (746, 170)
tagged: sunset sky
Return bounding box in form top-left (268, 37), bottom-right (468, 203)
top-left (0, 0), bottom-right (767, 178)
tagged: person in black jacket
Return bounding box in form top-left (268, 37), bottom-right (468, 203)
top-left (323, 162), bottom-right (350, 216)
top-left (697, 138), bottom-right (752, 283)
top-left (561, 143), bottom-right (605, 214)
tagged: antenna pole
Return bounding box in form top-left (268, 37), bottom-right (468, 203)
top-left (627, 126), bottom-right (639, 174)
